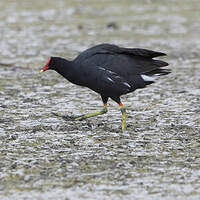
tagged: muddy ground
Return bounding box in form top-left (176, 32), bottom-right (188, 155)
top-left (0, 0), bottom-right (200, 199)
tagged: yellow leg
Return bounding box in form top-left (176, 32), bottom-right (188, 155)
top-left (120, 103), bottom-right (126, 132)
top-left (75, 104), bottom-right (107, 120)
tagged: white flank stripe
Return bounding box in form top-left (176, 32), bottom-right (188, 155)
top-left (123, 82), bottom-right (131, 88)
top-left (107, 77), bottom-right (115, 83)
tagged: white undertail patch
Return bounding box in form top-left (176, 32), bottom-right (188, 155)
top-left (141, 75), bottom-right (155, 82)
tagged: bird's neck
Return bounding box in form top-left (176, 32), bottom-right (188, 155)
top-left (54, 58), bottom-right (79, 84)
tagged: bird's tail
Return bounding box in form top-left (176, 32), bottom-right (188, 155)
top-left (141, 60), bottom-right (171, 85)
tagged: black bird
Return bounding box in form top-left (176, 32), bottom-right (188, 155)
top-left (40, 43), bottom-right (170, 131)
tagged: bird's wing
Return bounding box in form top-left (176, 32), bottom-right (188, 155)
top-left (91, 43), bottom-right (167, 58)
top-left (83, 66), bottom-right (132, 95)
top-left (75, 43), bottom-right (168, 80)
top-left (74, 43), bottom-right (167, 65)
top-left (94, 44), bottom-right (169, 74)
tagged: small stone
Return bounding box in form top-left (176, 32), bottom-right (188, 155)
top-left (24, 175), bottom-right (31, 182)
top-left (77, 24), bottom-right (83, 30)
top-left (0, 128), bottom-right (6, 138)
top-left (106, 22), bottom-right (118, 29)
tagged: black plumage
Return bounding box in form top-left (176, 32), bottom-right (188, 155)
top-left (41, 43), bottom-right (170, 131)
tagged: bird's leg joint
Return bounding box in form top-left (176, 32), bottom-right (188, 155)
top-left (101, 104), bottom-right (108, 114)
top-left (120, 107), bottom-right (126, 114)
top-left (119, 103), bottom-right (126, 113)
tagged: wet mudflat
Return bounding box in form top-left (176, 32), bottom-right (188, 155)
top-left (0, 0), bottom-right (200, 199)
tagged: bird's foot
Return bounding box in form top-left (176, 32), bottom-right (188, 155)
top-left (52, 107), bottom-right (107, 122)
top-left (75, 108), bottom-right (108, 121)
top-left (74, 113), bottom-right (99, 121)
top-left (52, 112), bottom-right (76, 121)
top-left (74, 115), bottom-right (87, 121)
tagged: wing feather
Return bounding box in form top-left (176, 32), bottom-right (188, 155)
top-left (83, 66), bottom-right (131, 96)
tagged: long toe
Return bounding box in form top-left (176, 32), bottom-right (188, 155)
top-left (52, 112), bottom-right (76, 121)
top-left (75, 115), bottom-right (86, 121)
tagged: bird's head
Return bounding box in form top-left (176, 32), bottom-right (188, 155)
top-left (40, 57), bottom-right (59, 73)
top-left (40, 57), bottom-right (74, 81)
top-left (40, 57), bottom-right (51, 73)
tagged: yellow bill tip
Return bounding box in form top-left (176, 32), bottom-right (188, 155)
top-left (40, 69), bottom-right (44, 73)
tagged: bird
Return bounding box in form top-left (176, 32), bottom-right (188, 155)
top-left (40, 43), bottom-right (170, 131)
